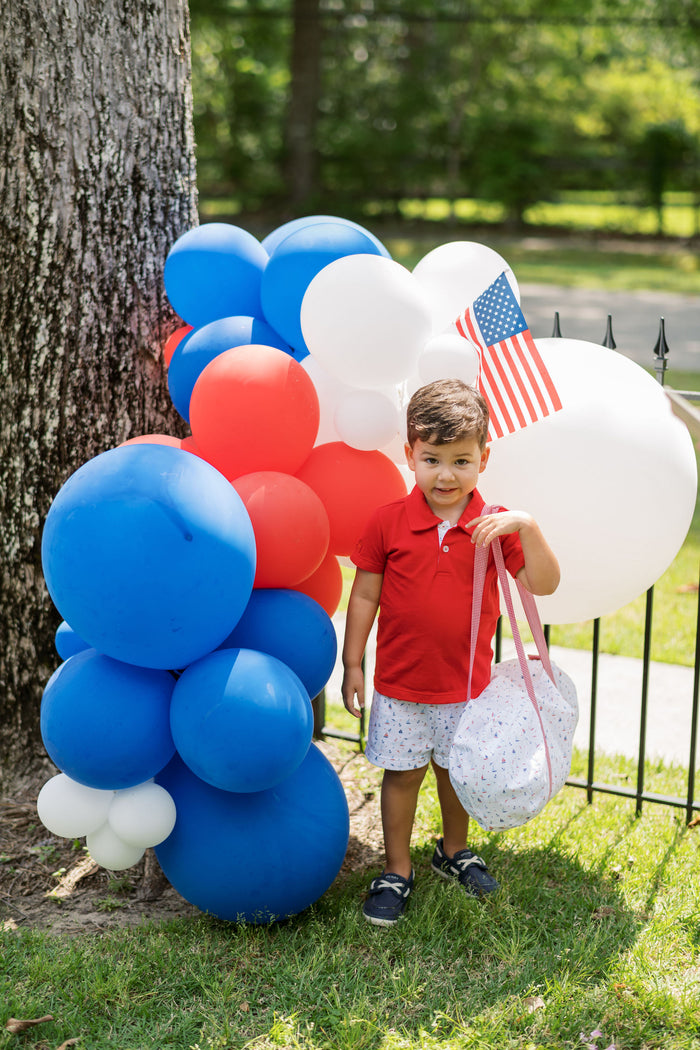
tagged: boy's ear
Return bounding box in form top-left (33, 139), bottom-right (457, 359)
top-left (479, 446), bottom-right (490, 473)
top-left (404, 442), bottom-right (415, 470)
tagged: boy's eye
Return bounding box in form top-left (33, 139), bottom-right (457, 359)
top-left (454, 459), bottom-right (468, 466)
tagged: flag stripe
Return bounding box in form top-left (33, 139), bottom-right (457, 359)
top-left (525, 335), bottom-right (563, 412)
top-left (504, 336), bottom-right (540, 422)
top-left (485, 345), bottom-right (530, 430)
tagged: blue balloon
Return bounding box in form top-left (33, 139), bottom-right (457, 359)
top-left (54, 621), bottom-right (90, 660)
top-left (167, 315), bottom-right (296, 423)
top-left (260, 221), bottom-right (386, 355)
top-left (155, 745), bottom-right (349, 923)
top-left (220, 589), bottom-right (337, 699)
top-left (41, 444), bottom-right (257, 670)
top-left (170, 648), bottom-right (313, 793)
top-left (164, 223), bottom-right (268, 329)
top-left (261, 215), bottom-right (391, 259)
top-left (40, 649), bottom-right (176, 789)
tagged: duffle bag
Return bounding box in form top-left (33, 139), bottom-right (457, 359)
top-left (448, 519), bottom-right (578, 832)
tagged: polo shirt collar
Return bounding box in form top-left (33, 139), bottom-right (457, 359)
top-left (405, 485), bottom-right (486, 533)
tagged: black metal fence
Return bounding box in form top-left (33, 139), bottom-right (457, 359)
top-left (312, 314), bottom-right (700, 819)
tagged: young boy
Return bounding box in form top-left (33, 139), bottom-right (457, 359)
top-left (341, 378), bottom-right (560, 926)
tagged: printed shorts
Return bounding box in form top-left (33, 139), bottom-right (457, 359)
top-left (365, 690), bottom-right (468, 771)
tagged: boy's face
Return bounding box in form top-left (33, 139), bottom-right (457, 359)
top-left (405, 436), bottom-right (489, 519)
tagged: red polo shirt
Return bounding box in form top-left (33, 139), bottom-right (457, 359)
top-left (351, 486), bottom-right (525, 704)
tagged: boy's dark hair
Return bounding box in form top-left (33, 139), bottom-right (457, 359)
top-left (406, 379), bottom-right (489, 449)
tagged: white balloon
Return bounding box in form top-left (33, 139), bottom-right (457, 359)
top-left (108, 782), bottom-right (177, 849)
top-left (412, 241), bottom-right (519, 335)
top-left (480, 338), bottom-right (697, 624)
top-left (37, 773), bottom-right (114, 839)
top-left (417, 332), bottom-right (480, 386)
top-left (334, 388), bottom-right (400, 451)
top-left (86, 823), bottom-right (145, 871)
top-left (300, 254), bottom-right (433, 389)
top-left (301, 354), bottom-right (352, 446)
top-left (381, 431), bottom-right (410, 465)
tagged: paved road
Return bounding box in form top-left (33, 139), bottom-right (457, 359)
top-left (520, 284), bottom-right (699, 373)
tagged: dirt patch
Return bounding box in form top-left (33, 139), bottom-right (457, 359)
top-left (0, 741), bottom-right (384, 936)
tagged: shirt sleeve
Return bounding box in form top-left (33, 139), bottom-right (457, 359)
top-left (351, 509), bottom-right (388, 574)
top-left (501, 529), bottom-right (526, 578)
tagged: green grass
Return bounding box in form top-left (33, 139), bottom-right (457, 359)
top-left (383, 191), bottom-right (700, 243)
top-left (4, 750), bottom-right (700, 1049)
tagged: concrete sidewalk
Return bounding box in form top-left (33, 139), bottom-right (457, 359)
top-left (520, 284), bottom-right (699, 372)
top-left (328, 615), bottom-right (698, 768)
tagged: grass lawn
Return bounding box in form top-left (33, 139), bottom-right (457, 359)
top-left (3, 747), bottom-right (700, 1050)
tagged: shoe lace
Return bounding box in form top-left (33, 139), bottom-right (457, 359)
top-left (453, 852), bottom-right (485, 872)
top-left (373, 876), bottom-right (410, 897)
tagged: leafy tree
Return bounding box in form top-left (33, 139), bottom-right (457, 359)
top-left (0, 0), bottom-right (197, 787)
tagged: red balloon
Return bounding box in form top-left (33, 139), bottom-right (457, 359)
top-left (189, 345), bottom-right (319, 482)
top-left (296, 442), bottom-right (407, 556)
top-left (120, 434), bottom-right (182, 448)
top-left (233, 471), bottom-right (330, 589)
top-left (163, 324), bottom-right (193, 367)
top-left (294, 552), bottom-right (344, 617)
top-left (180, 435), bottom-right (205, 460)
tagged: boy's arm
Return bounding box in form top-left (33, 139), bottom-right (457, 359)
top-left (466, 510), bottom-right (560, 596)
top-left (341, 569), bottom-right (383, 718)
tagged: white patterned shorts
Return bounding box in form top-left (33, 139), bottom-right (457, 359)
top-left (365, 690), bottom-right (468, 771)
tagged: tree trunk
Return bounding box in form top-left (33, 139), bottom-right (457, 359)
top-left (284, 0), bottom-right (323, 210)
top-left (0, 0), bottom-right (198, 790)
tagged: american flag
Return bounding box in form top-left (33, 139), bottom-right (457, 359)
top-left (454, 271), bottom-right (562, 442)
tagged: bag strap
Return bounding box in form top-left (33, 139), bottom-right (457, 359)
top-left (467, 505), bottom-right (554, 796)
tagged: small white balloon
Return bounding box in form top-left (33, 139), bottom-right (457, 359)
top-left (108, 782), bottom-right (177, 849)
top-left (301, 354), bottom-right (352, 446)
top-left (480, 338), bottom-right (697, 624)
top-left (412, 241), bottom-right (519, 335)
top-left (37, 773), bottom-right (114, 839)
top-left (301, 254), bottom-right (433, 389)
top-left (334, 389), bottom-right (400, 451)
top-left (417, 332), bottom-right (480, 386)
top-left (86, 823), bottom-right (145, 871)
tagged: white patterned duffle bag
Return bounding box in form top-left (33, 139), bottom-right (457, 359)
top-left (448, 524), bottom-right (578, 832)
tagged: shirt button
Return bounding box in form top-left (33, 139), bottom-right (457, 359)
top-left (443, 545), bottom-right (449, 552)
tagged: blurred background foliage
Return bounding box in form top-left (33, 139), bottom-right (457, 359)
top-left (189, 0), bottom-right (700, 237)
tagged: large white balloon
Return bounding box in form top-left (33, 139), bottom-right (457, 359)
top-left (300, 254), bottom-right (433, 389)
top-left (37, 773), bottom-right (114, 839)
top-left (334, 388), bottom-right (400, 451)
top-left (480, 339), bottom-right (697, 624)
top-left (108, 782), bottom-right (177, 849)
top-left (417, 332), bottom-right (480, 386)
top-left (412, 241), bottom-right (520, 335)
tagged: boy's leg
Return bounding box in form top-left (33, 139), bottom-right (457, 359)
top-left (431, 759), bottom-right (469, 856)
top-left (430, 760), bottom-right (499, 897)
top-left (381, 764), bottom-right (429, 879)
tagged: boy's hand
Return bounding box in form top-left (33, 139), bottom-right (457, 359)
top-left (342, 666), bottom-right (365, 718)
top-left (467, 509), bottom-right (561, 595)
top-left (467, 510), bottom-right (533, 547)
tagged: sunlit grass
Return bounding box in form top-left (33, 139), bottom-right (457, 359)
top-left (4, 748), bottom-right (700, 1050)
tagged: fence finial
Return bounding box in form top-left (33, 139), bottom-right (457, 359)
top-left (552, 311), bottom-right (562, 337)
top-left (653, 317), bottom-right (669, 386)
top-left (602, 314), bottom-right (616, 349)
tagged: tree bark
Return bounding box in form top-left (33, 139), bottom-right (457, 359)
top-left (0, 0), bottom-right (198, 790)
top-left (284, 0), bottom-right (323, 210)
